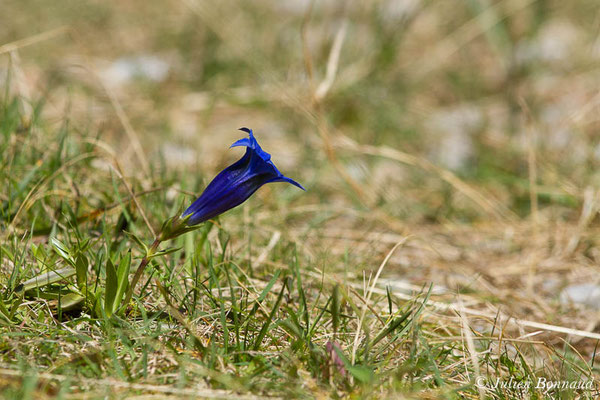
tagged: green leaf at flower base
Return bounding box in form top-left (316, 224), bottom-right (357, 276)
top-left (15, 267), bottom-right (77, 294)
top-left (157, 214), bottom-right (200, 241)
top-left (332, 344), bottom-right (375, 384)
top-left (7, 296), bottom-right (22, 322)
top-left (148, 247), bottom-right (182, 259)
top-left (124, 231), bottom-right (148, 253)
top-left (0, 297), bottom-right (13, 324)
top-left (347, 365), bottom-right (374, 384)
top-left (75, 253), bottom-right (88, 290)
top-left (113, 251), bottom-right (131, 313)
top-left (51, 237), bottom-right (75, 266)
top-left (56, 292), bottom-right (85, 311)
top-left (104, 258), bottom-right (117, 317)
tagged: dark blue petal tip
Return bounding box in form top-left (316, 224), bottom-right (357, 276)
top-left (231, 127), bottom-right (271, 162)
top-left (277, 176), bottom-right (306, 191)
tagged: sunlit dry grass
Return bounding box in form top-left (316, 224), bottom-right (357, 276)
top-left (2, 0), bottom-right (600, 398)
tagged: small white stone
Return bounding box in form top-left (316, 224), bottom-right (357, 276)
top-left (101, 55), bottom-right (170, 86)
top-left (560, 283), bottom-right (600, 309)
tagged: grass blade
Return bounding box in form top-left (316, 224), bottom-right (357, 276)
top-left (15, 267), bottom-right (76, 294)
top-left (104, 258), bottom-right (117, 316)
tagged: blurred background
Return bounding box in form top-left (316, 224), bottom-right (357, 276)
top-left (3, 0), bottom-right (600, 214)
top-left (3, 0), bottom-right (600, 350)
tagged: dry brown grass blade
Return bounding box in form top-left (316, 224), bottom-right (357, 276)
top-left (517, 97), bottom-right (541, 295)
top-left (351, 238), bottom-right (409, 364)
top-left (0, 367), bottom-right (277, 399)
top-left (109, 161), bottom-right (156, 237)
top-left (406, 289), bottom-right (600, 342)
top-left (8, 51), bottom-right (34, 126)
top-left (254, 230), bottom-right (281, 267)
top-left (300, 12), bottom-right (374, 207)
top-left (98, 76), bottom-right (152, 179)
top-left (458, 302), bottom-right (485, 400)
top-left (310, 270), bottom-right (600, 341)
top-left (518, 97), bottom-right (539, 227)
top-left (0, 26), bottom-right (68, 55)
top-left (563, 187), bottom-right (598, 258)
top-left (155, 279), bottom-right (209, 349)
top-left (407, 0), bottom-right (538, 79)
top-left (334, 135), bottom-right (517, 222)
top-left (6, 152), bottom-right (96, 237)
top-left (314, 20), bottom-right (348, 101)
top-left (85, 138), bottom-right (156, 237)
top-left (63, 31), bottom-right (152, 179)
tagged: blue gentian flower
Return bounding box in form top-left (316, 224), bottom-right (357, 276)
top-left (127, 129), bottom-right (304, 308)
top-left (181, 127), bottom-right (304, 226)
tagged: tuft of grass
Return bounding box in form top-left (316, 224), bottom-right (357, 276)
top-left (2, 0), bottom-right (600, 398)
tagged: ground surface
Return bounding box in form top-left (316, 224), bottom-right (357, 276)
top-left (2, 0), bottom-right (600, 399)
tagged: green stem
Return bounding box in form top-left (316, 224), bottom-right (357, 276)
top-left (121, 238), bottom-right (161, 312)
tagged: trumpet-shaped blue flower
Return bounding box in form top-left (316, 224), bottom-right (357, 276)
top-left (126, 129), bottom-right (303, 308)
top-left (181, 127), bottom-right (304, 226)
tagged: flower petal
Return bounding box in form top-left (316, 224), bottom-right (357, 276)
top-left (269, 175), bottom-right (306, 191)
top-left (230, 137), bottom-right (253, 149)
top-left (181, 128), bottom-right (304, 226)
top-left (234, 127), bottom-right (271, 162)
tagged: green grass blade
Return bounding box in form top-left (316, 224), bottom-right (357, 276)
top-left (253, 280), bottom-right (286, 351)
top-left (113, 250), bottom-right (131, 313)
top-left (104, 258), bottom-right (117, 316)
top-left (15, 267), bottom-right (76, 294)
